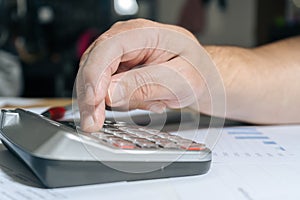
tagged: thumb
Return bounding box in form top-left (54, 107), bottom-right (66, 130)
top-left (106, 63), bottom-right (199, 111)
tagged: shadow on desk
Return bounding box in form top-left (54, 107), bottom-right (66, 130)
top-left (0, 145), bottom-right (43, 188)
top-left (105, 109), bottom-right (250, 133)
top-left (158, 114), bottom-right (250, 132)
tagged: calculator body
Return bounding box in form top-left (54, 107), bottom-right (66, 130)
top-left (0, 109), bottom-right (211, 188)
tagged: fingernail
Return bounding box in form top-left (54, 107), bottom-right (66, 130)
top-left (108, 82), bottom-right (126, 106)
top-left (81, 112), bottom-right (95, 131)
top-left (149, 103), bottom-right (166, 113)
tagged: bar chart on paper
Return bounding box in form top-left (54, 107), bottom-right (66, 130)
top-left (211, 126), bottom-right (296, 162)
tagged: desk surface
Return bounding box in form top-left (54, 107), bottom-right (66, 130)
top-left (1, 98), bottom-right (300, 199)
top-left (26, 98), bottom-right (72, 108)
top-left (1, 125), bottom-right (300, 200)
top-left (0, 97), bottom-right (72, 109)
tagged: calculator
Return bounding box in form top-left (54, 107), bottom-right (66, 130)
top-left (0, 109), bottom-right (211, 188)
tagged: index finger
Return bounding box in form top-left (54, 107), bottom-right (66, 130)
top-left (76, 28), bottom-right (162, 131)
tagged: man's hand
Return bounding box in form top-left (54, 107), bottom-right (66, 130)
top-left (76, 19), bottom-right (222, 132)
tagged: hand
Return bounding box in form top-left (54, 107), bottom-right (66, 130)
top-left (76, 18), bottom-right (223, 132)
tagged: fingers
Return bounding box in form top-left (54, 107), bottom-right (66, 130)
top-left (77, 21), bottom-right (160, 131)
top-left (76, 21), bottom-right (178, 131)
top-left (78, 99), bottom-right (106, 132)
top-left (76, 19), bottom-right (208, 132)
top-left (105, 60), bottom-right (202, 112)
top-left (78, 19), bottom-right (197, 102)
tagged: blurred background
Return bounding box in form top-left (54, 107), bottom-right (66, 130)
top-left (0, 0), bottom-right (299, 98)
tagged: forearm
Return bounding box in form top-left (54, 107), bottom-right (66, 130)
top-left (204, 36), bottom-right (300, 124)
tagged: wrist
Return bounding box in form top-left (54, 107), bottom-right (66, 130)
top-left (198, 45), bottom-right (265, 122)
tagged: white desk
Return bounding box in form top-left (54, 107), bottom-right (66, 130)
top-left (1, 123), bottom-right (300, 200)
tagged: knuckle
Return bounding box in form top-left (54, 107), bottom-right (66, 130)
top-left (94, 33), bottom-right (111, 44)
top-left (133, 71), bottom-right (154, 101)
top-left (111, 20), bottom-right (125, 28)
top-left (113, 18), bottom-right (155, 30)
top-left (128, 18), bottom-right (151, 24)
top-left (93, 18), bottom-right (157, 47)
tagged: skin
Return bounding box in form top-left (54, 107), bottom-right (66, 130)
top-left (76, 18), bottom-right (300, 132)
top-left (205, 37), bottom-right (300, 124)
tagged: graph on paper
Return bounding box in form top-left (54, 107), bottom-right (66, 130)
top-left (211, 126), bottom-right (295, 162)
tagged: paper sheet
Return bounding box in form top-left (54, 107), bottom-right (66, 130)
top-left (1, 125), bottom-right (300, 200)
top-left (206, 125), bottom-right (299, 163)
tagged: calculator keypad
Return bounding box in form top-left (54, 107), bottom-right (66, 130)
top-left (89, 120), bottom-right (205, 151)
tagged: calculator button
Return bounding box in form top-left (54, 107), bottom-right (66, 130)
top-left (119, 134), bottom-right (137, 140)
top-left (131, 132), bottom-right (152, 138)
top-left (176, 138), bottom-right (194, 144)
top-left (156, 132), bottom-right (172, 138)
top-left (111, 138), bottom-right (136, 149)
top-left (91, 132), bottom-right (112, 140)
top-left (113, 121), bottom-right (127, 127)
top-left (167, 135), bottom-right (184, 142)
top-left (117, 127), bottom-right (130, 131)
top-left (160, 142), bottom-right (180, 149)
top-left (155, 138), bottom-right (173, 146)
top-left (104, 120), bottom-right (116, 124)
top-left (112, 132), bottom-right (126, 138)
top-left (110, 131), bottom-right (126, 137)
top-left (179, 142), bottom-right (206, 151)
top-left (103, 124), bottom-right (112, 128)
top-left (124, 128), bottom-right (142, 134)
top-left (145, 135), bottom-right (162, 141)
top-left (105, 136), bottom-right (121, 143)
top-left (139, 128), bottom-right (160, 134)
top-left (132, 138), bottom-right (158, 148)
top-left (101, 127), bottom-right (120, 134)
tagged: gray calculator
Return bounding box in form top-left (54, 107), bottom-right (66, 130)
top-left (0, 109), bottom-right (211, 188)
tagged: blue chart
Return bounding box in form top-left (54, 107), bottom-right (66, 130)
top-left (212, 127), bottom-right (290, 161)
